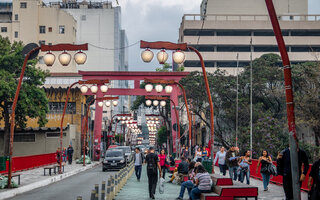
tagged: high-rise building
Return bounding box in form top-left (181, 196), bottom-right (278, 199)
top-left (180, 0), bottom-right (320, 75)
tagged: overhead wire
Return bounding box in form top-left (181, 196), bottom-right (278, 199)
top-left (88, 41), bottom-right (140, 51)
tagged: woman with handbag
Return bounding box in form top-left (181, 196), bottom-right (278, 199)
top-left (256, 150), bottom-right (273, 191)
top-left (238, 150), bottom-right (252, 184)
top-left (158, 149), bottom-right (167, 179)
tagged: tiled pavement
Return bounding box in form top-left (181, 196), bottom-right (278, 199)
top-left (116, 166), bottom-right (308, 200)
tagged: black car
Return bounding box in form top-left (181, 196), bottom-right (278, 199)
top-left (114, 146), bottom-right (133, 163)
top-left (102, 150), bottom-right (126, 171)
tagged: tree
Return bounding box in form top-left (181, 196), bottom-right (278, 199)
top-left (0, 36), bottom-right (49, 156)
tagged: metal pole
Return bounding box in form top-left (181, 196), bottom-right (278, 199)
top-left (7, 46), bottom-right (41, 188)
top-left (169, 99), bottom-right (180, 157)
top-left (60, 81), bottom-right (79, 173)
top-left (250, 38), bottom-right (253, 158)
top-left (236, 53), bottom-right (239, 147)
top-left (187, 46), bottom-right (215, 173)
top-left (175, 82), bottom-right (192, 157)
top-left (265, 1), bottom-right (300, 199)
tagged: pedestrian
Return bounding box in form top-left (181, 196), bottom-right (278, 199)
top-left (56, 148), bottom-right (61, 164)
top-left (205, 146), bottom-right (210, 158)
top-left (62, 147), bottom-right (67, 163)
top-left (181, 144), bottom-right (185, 157)
top-left (190, 165), bottom-right (212, 200)
top-left (169, 154), bottom-right (175, 166)
top-left (168, 156), bottom-right (189, 183)
top-left (67, 144), bottom-right (74, 164)
top-left (308, 157), bottom-right (320, 200)
top-left (213, 146), bottom-right (227, 176)
top-left (277, 141), bottom-right (309, 200)
top-left (183, 146), bottom-right (189, 159)
top-left (225, 146), bottom-right (240, 181)
top-left (158, 149), bottom-right (167, 179)
top-left (256, 150), bottom-right (272, 191)
top-left (238, 150), bottom-right (252, 185)
top-left (134, 147), bottom-right (144, 181)
top-left (202, 146), bottom-right (208, 161)
top-left (194, 147), bottom-right (202, 162)
top-left (85, 145), bottom-right (89, 155)
top-left (145, 147), bottom-right (162, 199)
top-left (194, 144), bottom-right (199, 157)
top-left (176, 161), bottom-right (197, 200)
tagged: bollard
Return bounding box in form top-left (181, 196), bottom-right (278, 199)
top-left (114, 174), bottom-right (118, 195)
top-left (90, 190), bottom-right (96, 200)
top-left (106, 179), bottom-right (111, 200)
top-left (95, 192), bottom-right (98, 200)
top-left (101, 181), bottom-right (106, 200)
top-left (77, 196), bottom-right (82, 200)
top-left (95, 184), bottom-right (99, 195)
top-left (110, 175), bottom-right (115, 200)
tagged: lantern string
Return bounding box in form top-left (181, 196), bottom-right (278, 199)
top-left (88, 41), bottom-right (140, 50)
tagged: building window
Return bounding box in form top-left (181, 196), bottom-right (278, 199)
top-left (39, 56), bottom-right (44, 64)
top-left (39, 26), bottom-right (46, 34)
top-left (59, 25), bottom-right (65, 34)
top-left (48, 27), bottom-right (52, 32)
top-left (20, 2), bottom-right (27, 8)
top-left (81, 15), bottom-right (86, 21)
top-left (48, 102), bottom-right (76, 114)
top-left (1, 27), bottom-right (7, 32)
top-left (14, 31), bottom-right (18, 38)
top-left (39, 40), bottom-right (45, 45)
top-left (14, 133), bottom-right (35, 142)
top-left (15, 14), bottom-right (18, 21)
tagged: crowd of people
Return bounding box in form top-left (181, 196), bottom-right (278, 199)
top-left (134, 142), bottom-right (319, 200)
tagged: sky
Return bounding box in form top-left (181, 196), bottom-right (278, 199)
top-left (42, 0), bottom-right (320, 71)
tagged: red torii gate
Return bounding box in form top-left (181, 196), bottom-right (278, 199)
top-left (79, 71), bottom-right (189, 160)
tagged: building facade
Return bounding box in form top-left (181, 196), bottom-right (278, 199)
top-left (180, 0), bottom-right (320, 75)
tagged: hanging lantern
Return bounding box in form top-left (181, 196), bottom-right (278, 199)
top-left (160, 100), bottom-right (166, 107)
top-left (80, 85), bottom-right (88, 93)
top-left (74, 51), bottom-right (87, 65)
top-left (112, 100), bottom-right (118, 106)
top-left (153, 100), bottom-right (159, 106)
top-left (145, 84), bottom-right (153, 92)
top-left (146, 100), bottom-right (152, 106)
top-left (105, 101), bottom-right (111, 107)
top-left (58, 51), bottom-right (71, 66)
top-left (43, 52), bottom-right (55, 66)
top-left (98, 101), bottom-right (104, 107)
top-left (155, 85), bottom-right (163, 93)
top-left (157, 49), bottom-right (168, 64)
top-left (141, 49), bottom-right (154, 63)
top-left (173, 50), bottom-right (185, 64)
top-left (165, 85), bottom-right (173, 94)
top-left (90, 85), bottom-right (98, 93)
top-left (100, 85), bottom-right (108, 93)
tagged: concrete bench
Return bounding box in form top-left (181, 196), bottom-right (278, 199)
top-left (200, 193), bottom-right (232, 200)
top-left (211, 174), bottom-right (233, 186)
top-left (214, 182), bottom-right (258, 200)
top-left (44, 165), bottom-right (57, 176)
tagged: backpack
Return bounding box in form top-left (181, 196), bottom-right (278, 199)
top-left (147, 154), bottom-right (157, 173)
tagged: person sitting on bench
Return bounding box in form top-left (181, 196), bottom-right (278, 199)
top-left (190, 165), bottom-right (212, 200)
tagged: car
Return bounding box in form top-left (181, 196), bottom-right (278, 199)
top-left (114, 146), bottom-right (133, 163)
top-left (102, 149), bottom-right (126, 171)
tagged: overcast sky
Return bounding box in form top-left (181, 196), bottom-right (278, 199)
top-left (43, 0), bottom-right (320, 71)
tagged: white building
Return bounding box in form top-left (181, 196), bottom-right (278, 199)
top-left (180, 0), bottom-right (320, 75)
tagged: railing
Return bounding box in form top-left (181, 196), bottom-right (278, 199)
top-left (183, 14), bottom-right (320, 22)
top-left (0, 153), bottom-right (56, 174)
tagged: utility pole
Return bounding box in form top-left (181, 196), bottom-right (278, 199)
top-left (250, 38), bottom-right (253, 158)
top-left (236, 53), bottom-right (239, 147)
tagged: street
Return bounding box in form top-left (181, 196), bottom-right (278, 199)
top-left (8, 164), bottom-right (114, 200)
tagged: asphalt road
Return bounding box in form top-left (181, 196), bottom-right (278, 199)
top-left (9, 164), bottom-right (115, 200)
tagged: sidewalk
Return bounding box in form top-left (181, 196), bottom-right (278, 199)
top-left (0, 161), bottom-right (100, 200)
top-left (116, 166), bottom-right (308, 200)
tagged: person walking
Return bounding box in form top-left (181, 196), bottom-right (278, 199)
top-left (213, 146), bottom-right (227, 176)
top-left (67, 145), bottom-right (74, 164)
top-left (158, 149), bottom-right (167, 179)
top-left (56, 148), bottom-right (61, 164)
top-left (308, 157), bottom-right (320, 200)
top-left (194, 147), bottom-right (202, 162)
top-left (181, 145), bottom-right (185, 157)
top-left (256, 150), bottom-right (272, 191)
top-left (225, 146), bottom-right (240, 180)
top-left (134, 147), bottom-right (144, 181)
top-left (183, 146), bottom-right (189, 159)
top-left (145, 147), bottom-right (162, 199)
top-left (239, 150), bottom-right (252, 185)
top-left (202, 146), bottom-right (208, 161)
top-left (190, 165), bottom-right (212, 200)
top-left (62, 147), bottom-right (67, 163)
top-left (277, 142), bottom-right (309, 200)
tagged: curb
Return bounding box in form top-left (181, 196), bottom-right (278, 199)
top-left (0, 162), bottom-right (100, 200)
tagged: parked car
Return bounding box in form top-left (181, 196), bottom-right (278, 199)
top-left (114, 146), bottom-right (133, 163)
top-left (102, 150), bottom-right (126, 171)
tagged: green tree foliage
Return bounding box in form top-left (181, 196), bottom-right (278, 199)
top-left (0, 36), bottom-right (49, 155)
top-left (180, 53), bottom-right (320, 161)
top-left (157, 126), bottom-right (167, 146)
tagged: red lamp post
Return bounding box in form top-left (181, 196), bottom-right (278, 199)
top-left (7, 43), bottom-right (88, 188)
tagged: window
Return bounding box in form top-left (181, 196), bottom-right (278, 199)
top-left (81, 15), bottom-right (86, 21)
top-left (48, 102), bottom-right (76, 114)
top-left (14, 133), bottom-right (35, 142)
top-left (39, 40), bottom-right (45, 45)
top-left (59, 25), bottom-right (65, 34)
top-left (1, 27), bottom-right (7, 32)
top-left (14, 31), bottom-right (18, 38)
top-left (39, 56), bottom-right (44, 64)
top-left (20, 2), bottom-right (27, 8)
top-left (39, 26), bottom-right (45, 34)
top-left (15, 14), bottom-right (18, 21)
top-left (48, 27), bottom-right (52, 32)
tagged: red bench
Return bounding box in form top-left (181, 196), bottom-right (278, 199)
top-left (201, 174), bottom-right (258, 200)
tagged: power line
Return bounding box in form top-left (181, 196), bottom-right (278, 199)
top-left (88, 41), bottom-right (140, 51)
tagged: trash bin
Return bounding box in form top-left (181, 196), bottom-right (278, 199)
top-left (0, 156), bottom-right (7, 171)
top-left (202, 160), bottom-right (213, 174)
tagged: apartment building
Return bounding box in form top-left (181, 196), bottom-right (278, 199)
top-left (180, 0), bottom-right (320, 75)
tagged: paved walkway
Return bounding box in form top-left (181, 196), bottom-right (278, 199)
top-left (116, 166), bottom-right (308, 200)
top-left (0, 161), bottom-right (99, 200)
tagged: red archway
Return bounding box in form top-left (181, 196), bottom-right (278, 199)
top-left (79, 71), bottom-right (189, 160)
